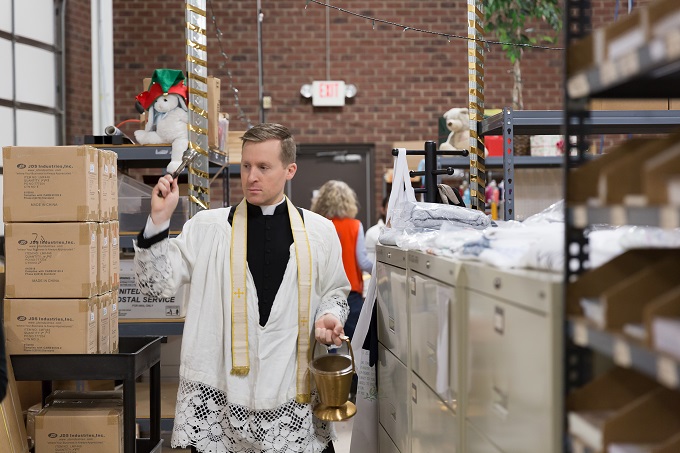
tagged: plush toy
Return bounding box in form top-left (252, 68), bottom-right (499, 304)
top-left (439, 107), bottom-right (470, 151)
top-left (134, 69), bottom-right (189, 174)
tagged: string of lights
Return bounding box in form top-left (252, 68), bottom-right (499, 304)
top-left (304, 0), bottom-right (564, 51)
top-left (207, 0), bottom-right (254, 129)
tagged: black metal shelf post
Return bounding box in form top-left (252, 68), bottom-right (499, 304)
top-left (391, 141), bottom-right (469, 203)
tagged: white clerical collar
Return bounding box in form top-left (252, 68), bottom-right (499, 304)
top-left (259, 197), bottom-right (286, 215)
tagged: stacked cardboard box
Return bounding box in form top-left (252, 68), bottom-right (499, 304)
top-left (0, 356), bottom-right (30, 452)
top-left (2, 146), bottom-right (120, 354)
top-left (34, 392), bottom-right (124, 453)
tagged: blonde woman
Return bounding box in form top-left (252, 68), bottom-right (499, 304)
top-left (312, 180), bottom-right (372, 340)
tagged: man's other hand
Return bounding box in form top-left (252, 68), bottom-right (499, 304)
top-left (314, 313), bottom-right (344, 346)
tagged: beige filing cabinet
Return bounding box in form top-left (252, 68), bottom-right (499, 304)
top-left (376, 245), bottom-right (410, 453)
top-left (376, 246), bottom-right (563, 453)
top-left (408, 251), bottom-right (462, 452)
top-left (463, 261), bottom-right (563, 453)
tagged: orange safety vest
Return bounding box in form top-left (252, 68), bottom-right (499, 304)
top-left (331, 217), bottom-right (363, 294)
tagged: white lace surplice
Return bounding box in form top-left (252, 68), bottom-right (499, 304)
top-left (134, 207), bottom-right (350, 453)
top-left (172, 379), bottom-right (332, 453)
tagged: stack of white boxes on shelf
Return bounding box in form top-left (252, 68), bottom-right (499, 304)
top-left (2, 145), bottom-right (120, 355)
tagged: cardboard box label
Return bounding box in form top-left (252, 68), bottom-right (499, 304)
top-left (2, 146), bottom-right (99, 222)
top-left (4, 298), bottom-right (98, 354)
top-left (5, 222), bottom-right (99, 298)
top-left (35, 406), bottom-right (122, 453)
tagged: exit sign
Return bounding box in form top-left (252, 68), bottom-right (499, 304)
top-left (312, 80), bottom-right (346, 107)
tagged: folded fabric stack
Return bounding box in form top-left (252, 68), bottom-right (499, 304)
top-left (408, 202), bottom-right (491, 230)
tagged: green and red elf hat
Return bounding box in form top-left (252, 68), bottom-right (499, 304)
top-left (135, 69), bottom-right (189, 111)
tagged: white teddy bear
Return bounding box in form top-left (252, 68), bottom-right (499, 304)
top-left (439, 107), bottom-right (470, 151)
top-left (134, 69), bottom-right (189, 174)
top-left (134, 94), bottom-right (188, 174)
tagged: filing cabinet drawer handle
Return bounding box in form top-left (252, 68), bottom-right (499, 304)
top-left (494, 306), bottom-right (504, 335)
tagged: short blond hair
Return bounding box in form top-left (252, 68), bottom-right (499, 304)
top-left (311, 180), bottom-right (359, 218)
top-left (241, 123), bottom-right (296, 165)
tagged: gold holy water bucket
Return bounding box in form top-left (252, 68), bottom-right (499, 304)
top-left (309, 336), bottom-right (357, 421)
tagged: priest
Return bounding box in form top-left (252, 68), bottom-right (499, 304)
top-left (134, 123), bottom-right (350, 453)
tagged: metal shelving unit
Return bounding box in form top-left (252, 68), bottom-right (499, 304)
top-left (106, 145), bottom-right (238, 174)
top-left (563, 1), bottom-right (680, 451)
top-left (568, 319), bottom-right (680, 390)
top-left (569, 204), bottom-right (680, 229)
top-left (119, 320), bottom-right (185, 337)
top-left (567, 30), bottom-right (680, 100)
top-left (109, 144), bottom-right (236, 254)
top-left (440, 108), bottom-right (680, 220)
top-left (11, 336), bottom-right (163, 453)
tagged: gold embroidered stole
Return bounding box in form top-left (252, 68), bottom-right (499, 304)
top-left (230, 197), bottom-right (313, 403)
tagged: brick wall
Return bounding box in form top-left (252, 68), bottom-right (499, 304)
top-left (64, 0), bottom-right (92, 143)
top-left (64, 0), bottom-right (656, 208)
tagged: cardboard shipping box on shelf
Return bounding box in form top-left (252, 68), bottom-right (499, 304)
top-left (579, 253), bottom-right (680, 331)
top-left (110, 220), bottom-right (120, 290)
top-left (208, 76), bottom-right (221, 150)
top-left (110, 151), bottom-right (119, 219)
top-left (642, 139), bottom-right (680, 205)
top-left (117, 258), bottom-right (187, 319)
top-left (602, 7), bottom-right (649, 61)
top-left (529, 135), bottom-right (563, 156)
top-left (97, 293), bottom-right (111, 354)
top-left (644, 285), bottom-right (680, 353)
top-left (590, 99), bottom-right (670, 111)
top-left (0, 355), bottom-right (31, 453)
top-left (5, 222), bottom-right (99, 298)
top-left (567, 367), bottom-right (661, 452)
top-left (35, 403), bottom-right (123, 453)
top-left (567, 30), bottom-right (601, 75)
top-left (3, 145), bottom-right (100, 222)
top-left (566, 367), bottom-right (661, 453)
top-left (647, 0), bottom-right (680, 41)
top-left (568, 138), bottom-right (647, 204)
top-left (228, 130), bottom-right (246, 164)
top-left (109, 290), bottom-right (119, 353)
top-left (98, 221), bottom-right (111, 294)
top-left (27, 391), bottom-right (123, 442)
top-left (4, 297), bottom-right (98, 354)
top-left (98, 149), bottom-right (114, 221)
top-left (597, 131), bottom-right (680, 206)
top-left (569, 373), bottom-right (680, 453)
top-left (567, 249), bottom-right (675, 316)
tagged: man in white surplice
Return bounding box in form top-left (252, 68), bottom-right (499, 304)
top-left (134, 123), bottom-right (350, 453)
